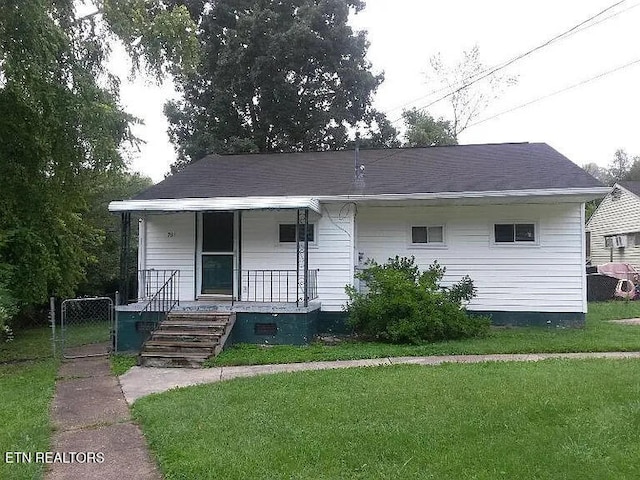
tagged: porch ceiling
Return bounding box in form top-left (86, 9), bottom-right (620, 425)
top-left (108, 196), bottom-right (321, 214)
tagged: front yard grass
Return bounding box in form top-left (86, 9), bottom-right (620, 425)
top-left (0, 328), bottom-right (58, 480)
top-left (134, 359), bottom-right (640, 480)
top-left (208, 301), bottom-right (640, 366)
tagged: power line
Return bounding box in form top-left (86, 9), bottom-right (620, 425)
top-left (386, 0), bottom-right (630, 124)
top-left (355, 56), bottom-right (640, 174)
top-left (466, 57), bottom-right (640, 129)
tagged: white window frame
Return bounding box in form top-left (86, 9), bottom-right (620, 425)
top-left (408, 224), bottom-right (447, 248)
top-left (492, 222), bottom-right (539, 246)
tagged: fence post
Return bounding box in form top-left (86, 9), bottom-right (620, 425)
top-left (49, 297), bottom-right (56, 359)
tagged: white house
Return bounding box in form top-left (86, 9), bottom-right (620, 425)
top-left (109, 142), bottom-right (607, 348)
top-left (586, 181), bottom-right (640, 269)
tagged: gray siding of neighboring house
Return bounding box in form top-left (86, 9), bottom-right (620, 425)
top-left (586, 185), bottom-right (640, 269)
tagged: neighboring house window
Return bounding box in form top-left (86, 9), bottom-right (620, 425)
top-left (586, 231), bottom-right (591, 257)
top-left (279, 224), bottom-right (315, 243)
top-left (604, 236), bottom-right (613, 248)
top-left (494, 223), bottom-right (536, 243)
top-left (411, 226), bottom-right (444, 244)
top-left (634, 232), bottom-right (640, 247)
top-left (604, 235), bottom-right (632, 248)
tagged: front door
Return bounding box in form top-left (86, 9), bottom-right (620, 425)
top-left (201, 212), bottom-right (235, 296)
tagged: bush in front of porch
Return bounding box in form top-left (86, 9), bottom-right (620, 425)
top-left (345, 256), bottom-right (490, 343)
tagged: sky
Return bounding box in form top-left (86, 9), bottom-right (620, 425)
top-left (115, 0), bottom-right (640, 183)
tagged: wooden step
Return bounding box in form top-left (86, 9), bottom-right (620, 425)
top-left (140, 312), bottom-right (236, 368)
top-left (150, 330), bottom-right (222, 338)
top-left (143, 340), bottom-right (218, 354)
top-left (167, 313), bottom-right (231, 321)
top-left (139, 351), bottom-right (210, 368)
top-left (159, 319), bottom-right (228, 328)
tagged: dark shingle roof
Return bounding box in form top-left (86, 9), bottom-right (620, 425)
top-left (134, 142), bottom-right (604, 200)
top-left (619, 181), bottom-right (640, 197)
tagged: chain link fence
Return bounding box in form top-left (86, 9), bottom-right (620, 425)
top-left (57, 297), bottom-right (114, 359)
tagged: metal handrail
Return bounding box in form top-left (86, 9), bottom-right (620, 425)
top-left (139, 270), bottom-right (180, 316)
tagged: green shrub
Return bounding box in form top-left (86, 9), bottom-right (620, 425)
top-left (0, 289), bottom-right (16, 343)
top-left (0, 263), bottom-right (16, 342)
top-left (345, 256), bottom-right (490, 344)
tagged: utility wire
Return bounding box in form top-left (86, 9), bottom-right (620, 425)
top-left (465, 57), bottom-right (640, 129)
top-left (352, 57), bottom-right (640, 175)
top-left (386, 0), bottom-right (629, 124)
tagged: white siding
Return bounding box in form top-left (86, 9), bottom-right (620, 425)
top-left (586, 186), bottom-right (640, 269)
top-left (357, 203), bottom-right (585, 313)
top-left (241, 205), bottom-right (354, 310)
top-left (143, 213), bottom-right (196, 301)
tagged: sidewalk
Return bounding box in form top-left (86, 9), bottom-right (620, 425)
top-left (46, 346), bottom-right (161, 480)
top-left (119, 350), bottom-right (640, 404)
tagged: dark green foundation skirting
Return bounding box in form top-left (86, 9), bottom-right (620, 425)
top-left (116, 308), bottom-right (586, 352)
top-left (115, 311), bottom-right (164, 352)
top-left (230, 311), bottom-right (319, 346)
top-left (470, 310), bottom-right (586, 328)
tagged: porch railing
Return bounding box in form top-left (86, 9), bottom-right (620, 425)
top-left (138, 269), bottom-right (180, 315)
top-left (238, 269), bottom-right (318, 304)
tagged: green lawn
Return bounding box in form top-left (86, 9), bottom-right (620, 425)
top-left (209, 301), bottom-right (640, 366)
top-left (0, 328), bottom-right (58, 480)
top-left (134, 359), bottom-right (640, 480)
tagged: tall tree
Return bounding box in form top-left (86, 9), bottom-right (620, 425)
top-left (0, 0), bottom-right (197, 314)
top-left (428, 45), bottom-right (517, 135)
top-left (401, 108), bottom-right (457, 147)
top-left (607, 149), bottom-right (632, 184)
top-left (166, 0), bottom-right (395, 171)
top-left (79, 171), bottom-right (153, 297)
top-left (624, 157), bottom-right (640, 181)
top-left (582, 162), bottom-right (609, 184)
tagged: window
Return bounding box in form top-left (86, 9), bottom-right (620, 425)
top-left (494, 223), bottom-right (536, 243)
top-left (604, 236), bottom-right (613, 248)
top-left (411, 226), bottom-right (444, 244)
top-left (279, 224), bottom-right (315, 243)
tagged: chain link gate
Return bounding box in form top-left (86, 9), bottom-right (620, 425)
top-left (60, 297), bottom-right (114, 359)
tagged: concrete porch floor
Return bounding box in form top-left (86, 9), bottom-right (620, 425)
top-left (116, 300), bottom-right (321, 314)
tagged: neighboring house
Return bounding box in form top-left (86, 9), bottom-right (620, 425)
top-left (586, 181), bottom-right (640, 268)
top-left (109, 142), bottom-right (607, 349)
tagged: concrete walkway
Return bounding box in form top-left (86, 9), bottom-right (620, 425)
top-left (46, 346), bottom-right (161, 480)
top-left (120, 350), bottom-right (640, 404)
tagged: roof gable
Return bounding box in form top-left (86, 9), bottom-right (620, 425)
top-left (619, 181), bottom-right (640, 197)
top-left (133, 142), bottom-right (604, 201)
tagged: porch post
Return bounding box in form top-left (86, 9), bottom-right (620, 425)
top-left (295, 208), bottom-right (309, 308)
top-left (119, 212), bottom-right (131, 305)
top-left (303, 208), bottom-right (309, 307)
top-left (296, 209), bottom-right (301, 307)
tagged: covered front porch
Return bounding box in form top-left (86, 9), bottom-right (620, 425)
top-left (110, 196), bottom-right (343, 355)
top-left (115, 197), bottom-right (322, 307)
